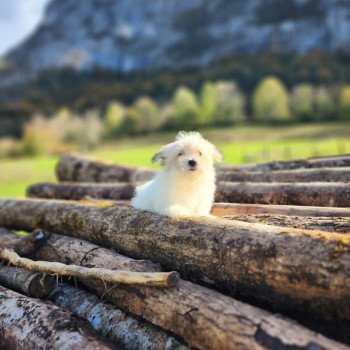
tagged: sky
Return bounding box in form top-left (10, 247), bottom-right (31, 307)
top-left (0, 0), bottom-right (50, 56)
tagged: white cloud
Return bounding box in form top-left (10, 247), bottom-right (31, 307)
top-left (0, 0), bottom-right (50, 56)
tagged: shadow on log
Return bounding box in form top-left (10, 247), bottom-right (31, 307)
top-left (6, 229), bottom-right (347, 350)
top-left (0, 266), bottom-right (54, 298)
top-left (0, 200), bottom-right (350, 345)
top-left (49, 283), bottom-right (189, 350)
top-left (0, 285), bottom-right (113, 350)
top-left (27, 181), bottom-right (350, 207)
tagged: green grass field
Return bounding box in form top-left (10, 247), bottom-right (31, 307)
top-left (1, 122), bottom-right (350, 198)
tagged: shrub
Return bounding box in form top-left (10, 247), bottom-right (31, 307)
top-left (291, 84), bottom-right (314, 121)
top-left (339, 85), bottom-right (350, 120)
top-left (120, 107), bottom-right (143, 134)
top-left (253, 76), bottom-right (291, 122)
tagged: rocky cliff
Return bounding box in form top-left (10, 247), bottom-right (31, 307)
top-left (1, 0), bottom-right (350, 85)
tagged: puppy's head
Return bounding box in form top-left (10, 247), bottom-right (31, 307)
top-left (151, 131), bottom-right (223, 174)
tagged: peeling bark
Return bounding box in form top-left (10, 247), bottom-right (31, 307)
top-left (223, 214), bottom-right (350, 233)
top-left (0, 285), bottom-right (114, 350)
top-left (0, 266), bottom-right (54, 298)
top-left (0, 199), bottom-right (349, 345)
top-left (27, 181), bottom-right (350, 207)
top-left (0, 247), bottom-right (179, 288)
top-left (49, 283), bottom-right (189, 350)
top-left (212, 202), bottom-right (350, 217)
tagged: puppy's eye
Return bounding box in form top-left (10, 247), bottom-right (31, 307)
top-left (198, 151), bottom-right (202, 156)
top-left (178, 152), bottom-right (183, 157)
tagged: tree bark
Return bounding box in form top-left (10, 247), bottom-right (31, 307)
top-left (0, 199), bottom-right (349, 344)
top-left (0, 247), bottom-right (179, 288)
top-left (216, 182), bottom-right (350, 207)
top-left (56, 153), bottom-right (155, 182)
top-left (49, 283), bottom-right (189, 350)
top-left (211, 202), bottom-right (350, 217)
top-left (23, 230), bottom-right (349, 350)
top-left (55, 154), bottom-right (350, 183)
top-left (218, 167), bottom-right (350, 182)
top-left (0, 285), bottom-right (114, 350)
top-left (28, 182), bottom-right (135, 200)
top-left (28, 181), bottom-right (350, 207)
top-left (0, 266), bottom-right (54, 298)
top-left (219, 154), bottom-right (350, 172)
top-left (223, 214), bottom-right (350, 233)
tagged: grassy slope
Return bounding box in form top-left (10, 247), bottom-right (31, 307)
top-left (1, 122), bottom-right (350, 198)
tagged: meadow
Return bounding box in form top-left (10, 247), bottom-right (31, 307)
top-left (1, 122), bottom-right (349, 198)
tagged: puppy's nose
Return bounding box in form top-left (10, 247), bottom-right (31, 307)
top-left (188, 160), bottom-right (197, 167)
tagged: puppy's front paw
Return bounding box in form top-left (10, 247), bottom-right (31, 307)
top-left (166, 205), bottom-right (191, 218)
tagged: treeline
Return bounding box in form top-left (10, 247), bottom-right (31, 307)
top-left (1, 75), bottom-right (348, 159)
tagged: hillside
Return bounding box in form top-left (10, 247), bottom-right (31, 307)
top-left (1, 0), bottom-right (350, 87)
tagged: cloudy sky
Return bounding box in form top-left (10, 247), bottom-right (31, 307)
top-left (0, 0), bottom-right (50, 56)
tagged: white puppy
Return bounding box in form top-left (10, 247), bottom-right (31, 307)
top-left (131, 131), bottom-right (223, 217)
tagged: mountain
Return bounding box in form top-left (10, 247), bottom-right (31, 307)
top-left (1, 0), bottom-right (350, 87)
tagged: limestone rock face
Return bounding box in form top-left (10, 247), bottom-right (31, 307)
top-left (1, 0), bottom-right (350, 84)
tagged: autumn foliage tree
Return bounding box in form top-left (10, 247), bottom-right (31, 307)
top-left (253, 76), bottom-right (291, 122)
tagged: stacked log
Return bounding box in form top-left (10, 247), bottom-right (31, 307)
top-left (0, 199), bottom-right (350, 343)
top-left (0, 228), bottom-right (348, 350)
top-left (1, 153), bottom-right (350, 349)
top-left (36, 153), bottom-right (350, 207)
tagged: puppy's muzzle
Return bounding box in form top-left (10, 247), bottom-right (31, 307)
top-left (188, 159), bottom-right (197, 171)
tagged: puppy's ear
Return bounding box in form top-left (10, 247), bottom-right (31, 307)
top-left (213, 147), bottom-right (224, 162)
top-left (151, 151), bottom-right (164, 164)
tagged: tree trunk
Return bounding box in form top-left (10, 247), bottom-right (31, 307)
top-left (56, 153), bottom-right (155, 182)
top-left (22, 230), bottom-right (349, 350)
top-left (223, 214), bottom-right (350, 233)
top-left (0, 266), bottom-right (54, 298)
top-left (49, 283), bottom-right (189, 350)
top-left (0, 285), bottom-right (114, 350)
top-left (28, 181), bottom-right (350, 207)
top-left (216, 182), bottom-right (350, 207)
top-left (28, 182), bottom-right (135, 200)
top-left (218, 167), bottom-right (350, 182)
top-left (211, 203), bottom-right (350, 217)
top-left (55, 154), bottom-right (350, 183)
top-left (0, 199), bottom-right (349, 345)
top-left (219, 154), bottom-right (350, 172)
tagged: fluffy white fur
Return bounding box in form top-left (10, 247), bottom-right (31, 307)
top-left (131, 131), bottom-right (223, 217)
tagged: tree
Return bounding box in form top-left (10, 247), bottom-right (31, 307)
top-left (120, 107), bottom-right (143, 134)
top-left (168, 86), bottom-right (200, 128)
top-left (314, 87), bottom-right (336, 121)
top-left (291, 84), bottom-right (314, 121)
top-left (339, 85), bottom-right (350, 120)
top-left (133, 96), bottom-right (160, 133)
top-left (253, 76), bottom-right (291, 122)
top-left (200, 81), bottom-right (217, 125)
top-left (104, 102), bottom-right (125, 137)
top-left (213, 81), bottom-right (245, 124)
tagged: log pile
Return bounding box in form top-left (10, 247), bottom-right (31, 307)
top-left (0, 153), bottom-right (350, 349)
